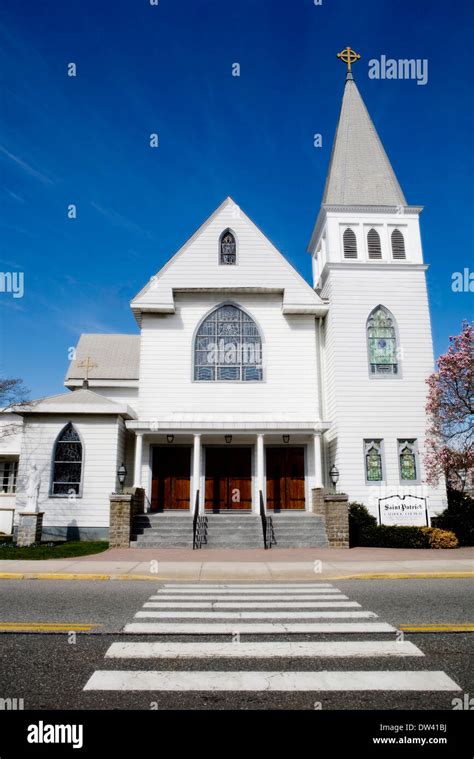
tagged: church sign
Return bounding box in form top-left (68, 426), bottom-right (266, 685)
top-left (378, 495), bottom-right (429, 527)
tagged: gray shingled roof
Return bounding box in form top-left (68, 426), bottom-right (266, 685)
top-left (322, 74), bottom-right (406, 206)
top-left (15, 388), bottom-right (136, 418)
top-left (65, 334), bottom-right (140, 381)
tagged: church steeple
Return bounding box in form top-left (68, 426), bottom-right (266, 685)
top-left (322, 50), bottom-right (406, 207)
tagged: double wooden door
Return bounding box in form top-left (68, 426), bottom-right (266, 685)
top-left (205, 447), bottom-right (252, 511)
top-left (266, 446), bottom-right (305, 510)
top-left (151, 447), bottom-right (191, 511)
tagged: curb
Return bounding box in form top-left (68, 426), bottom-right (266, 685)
top-left (0, 571), bottom-right (472, 581)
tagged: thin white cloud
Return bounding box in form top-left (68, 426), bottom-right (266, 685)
top-left (0, 145), bottom-right (53, 185)
top-left (3, 187), bottom-right (25, 203)
top-left (91, 201), bottom-right (154, 240)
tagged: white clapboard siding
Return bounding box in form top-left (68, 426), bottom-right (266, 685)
top-left (138, 293), bottom-right (321, 419)
top-left (316, 209), bottom-right (447, 514)
top-left (15, 414), bottom-right (121, 527)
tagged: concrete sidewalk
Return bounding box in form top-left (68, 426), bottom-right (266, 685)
top-left (0, 546), bottom-right (472, 580)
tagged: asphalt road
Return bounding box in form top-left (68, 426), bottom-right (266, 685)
top-left (0, 579), bottom-right (472, 711)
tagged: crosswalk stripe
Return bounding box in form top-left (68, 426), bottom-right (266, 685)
top-left (123, 621), bottom-right (396, 634)
top-left (150, 595), bottom-right (348, 601)
top-left (105, 640), bottom-right (424, 659)
top-left (154, 586), bottom-right (340, 596)
top-left (143, 601), bottom-right (362, 609)
top-left (134, 610), bottom-right (378, 620)
top-left (84, 670), bottom-right (460, 692)
top-left (161, 584), bottom-right (335, 589)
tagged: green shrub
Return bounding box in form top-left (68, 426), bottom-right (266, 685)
top-left (349, 502), bottom-right (377, 546)
top-left (349, 501), bottom-right (459, 548)
top-left (434, 491), bottom-right (474, 546)
top-left (357, 525), bottom-right (458, 549)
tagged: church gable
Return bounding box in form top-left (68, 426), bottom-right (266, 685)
top-left (131, 198), bottom-right (325, 320)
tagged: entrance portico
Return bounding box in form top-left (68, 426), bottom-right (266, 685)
top-left (126, 418), bottom-right (328, 514)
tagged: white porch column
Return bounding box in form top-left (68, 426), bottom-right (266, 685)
top-left (192, 433), bottom-right (201, 513)
top-left (257, 433), bottom-right (265, 512)
top-left (313, 433), bottom-right (323, 489)
top-left (133, 432), bottom-right (144, 487)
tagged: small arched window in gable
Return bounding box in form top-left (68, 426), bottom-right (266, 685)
top-left (51, 423), bottom-right (83, 495)
top-left (194, 304), bottom-right (262, 381)
top-left (220, 230), bottom-right (236, 265)
top-left (367, 306), bottom-right (398, 375)
top-left (367, 228), bottom-right (382, 259)
top-left (343, 228), bottom-right (358, 259)
top-left (391, 229), bottom-right (406, 259)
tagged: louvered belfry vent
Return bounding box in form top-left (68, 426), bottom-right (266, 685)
top-left (367, 228), bottom-right (382, 259)
top-left (343, 228), bottom-right (358, 259)
top-left (391, 229), bottom-right (406, 259)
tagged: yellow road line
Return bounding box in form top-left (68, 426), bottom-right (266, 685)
top-left (400, 624), bottom-right (474, 633)
top-left (0, 622), bottom-right (98, 632)
top-left (329, 572), bottom-right (474, 580)
top-left (0, 571), bottom-right (472, 582)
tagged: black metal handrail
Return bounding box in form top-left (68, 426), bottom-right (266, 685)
top-left (193, 489), bottom-right (200, 549)
top-left (259, 490), bottom-right (268, 549)
top-left (193, 490), bottom-right (207, 549)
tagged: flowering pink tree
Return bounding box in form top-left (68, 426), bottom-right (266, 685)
top-left (425, 322), bottom-right (473, 491)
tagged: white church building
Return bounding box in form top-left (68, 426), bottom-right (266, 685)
top-left (1, 69), bottom-right (447, 543)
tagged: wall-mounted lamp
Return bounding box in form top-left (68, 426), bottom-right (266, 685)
top-left (329, 464), bottom-right (340, 491)
top-left (117, 463), bottom-right (127, 494)
top-left (282, 434), bottom-right (290, 444)
top-left (166, 434), bottom-right (175, 444)
top-left (225, 435), bottom-right (233, 444)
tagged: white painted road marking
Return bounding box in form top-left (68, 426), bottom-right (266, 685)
top-left (105, 640), bottom-right (424, 659)
top-left (143, 601), bottom-right (362, 609)
top-left (154, 586), bottom-right (340, 597)
top-left (134, 610), bottom-right (378, 620)
top-left (150, 595), bottom-right (348, 601)
top-left (123, 621), bottom-right (396, 634)
top-left (84, 670), bottom-right (461, 692)
top-left (161, 584), bottom-right (335, 589)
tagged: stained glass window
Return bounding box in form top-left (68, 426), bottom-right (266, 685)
top-left (51, 423), bottom-right (83, 495)
top-left (364, 440), bottom-right (383, 481)
top-left (194, 304), bottom-right (262, 381)
top-left (367, 306), bottom-right (398, 375)
top-left (399, 440), bottom-right (417, 481)
top-left (220, 230), bottom-right (236, 265)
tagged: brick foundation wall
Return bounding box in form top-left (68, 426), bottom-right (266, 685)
top-left (109, 488), bottom-right (145, 548)
top-left (311, 488), bottom-right (349, 548)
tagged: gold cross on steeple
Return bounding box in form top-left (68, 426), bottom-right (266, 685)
top-left (77, 356), bottom-right (97, 380)
top-left (337, 46), bottom-right (361, 73)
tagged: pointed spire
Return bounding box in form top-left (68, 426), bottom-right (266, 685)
top-left (322, 68), bottom-right (406, 206)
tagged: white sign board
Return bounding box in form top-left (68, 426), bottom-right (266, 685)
top-left (0, 509), bottom-right (14, 536)
top-left (378, 496), bottom-right (429, 527)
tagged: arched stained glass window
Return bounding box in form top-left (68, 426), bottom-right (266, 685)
top-left (364, 440), bottom-right (383, 481)
top-left (51, 423), bottom-right (83, 495)
top-left (343, 228), bottom-right (358, 258)
top-left (367, 228), bottom-right (382, 259)
top-left (220, 230), bottom-right (236, 265)
top-left (399, 439), bottom-right (418, 481)
top-left (194, 304), bottom-right (262, 382)
top-left (367, 306), bottom-right (398, 375)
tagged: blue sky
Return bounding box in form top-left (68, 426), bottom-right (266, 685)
top-left (1, 0), bottom-right (472, 398)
